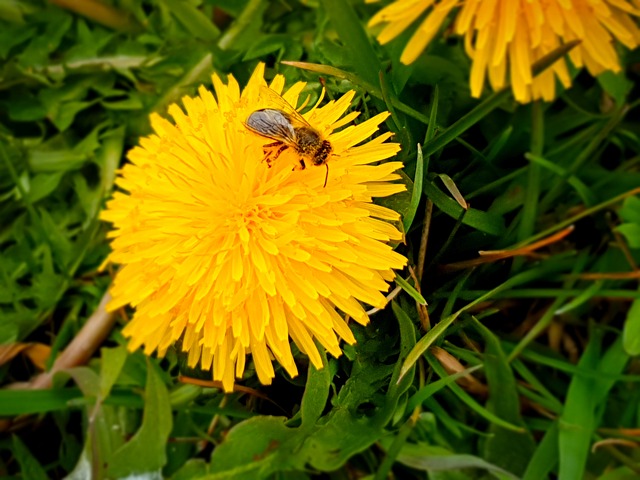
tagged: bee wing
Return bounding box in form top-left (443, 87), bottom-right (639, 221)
top-left (245, 109), bottom-right (297, 143)
top-left (258, 86), bottom-right (312, 128)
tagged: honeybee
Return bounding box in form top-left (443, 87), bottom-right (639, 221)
top-left (245, 88), bottom-right (333, 187)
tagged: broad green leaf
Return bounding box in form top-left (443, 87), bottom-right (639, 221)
top-left (616, 223), bottom-right (640, 249)
top-left (597, 71), bottom-right (633, 107)
top-left (208, 416), bottom-right (297, 479)
top-left (619, 196), bottom-right (640, 225)
top-left (26, 172), bottom-right (64, 203)
top-left (320, 0), bottom-right (382, 89)
top-left (159, 0), bottom-right (219, 41)
top-left (171, 459), bottom-right (210, 480)
top-left (100, 345), bottom-right (128, 398)
top-left (107, 362), bottom-right (173, 478)
top-left (0, 319), bottom-right (19, 345)
top-left (300, 350), bottom-right (331, 428)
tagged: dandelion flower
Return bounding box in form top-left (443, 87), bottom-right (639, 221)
top-left (101, 63), bottom-right (407, 392)
top-left (368, 0), bottom-right (640, 102)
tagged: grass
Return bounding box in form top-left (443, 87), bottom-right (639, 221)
top-left (1, 0), bottom-right (640, 479)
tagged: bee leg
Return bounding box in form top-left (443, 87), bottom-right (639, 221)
top-left (262, 141), bottom-right (286, 167)
top-left (271, 144), bottom-right (289, 163)
top-left (292, 159), bottom-right (306, 172)
top-left (323, 163), bottom-right (329, 188)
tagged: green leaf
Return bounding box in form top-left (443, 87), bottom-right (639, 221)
top-left (242, 34), bottom-right (293, 61)
top-left (100, 346), bottom-right (128, 398)
top-left (49, 101), bottom-right (95, 132)
top-left (171, 459), bottom-right (211, 480)
top-left (619, 196), bottom-right (640, 225)
top-left (159, 0), bottom-right (220, 41)
top-left (300, 350), bottom-right (331, 428)
top-left (26, 172), bottom-right (64, 203)
top-left (18, 9), bottom-right (73, 66)
top-left (616, 223), bottom-right (640, 249)
top-left (107, 361), bottom-right (173, 478)
top-left (11, 435), bottom-right (49, 480)
top-left (0, 319), bottom-right (19, 344)
top-left (320, 0), bottom-right (382, 89)
top-left (597, 70), bottom-right (633, 107)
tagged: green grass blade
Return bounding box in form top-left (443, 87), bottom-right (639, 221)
top-left (526, 152), bottom-right (597, 207)
top-left (558, 329), bottom-right (601, 480)
top-left (403, 143), bottom-right (424, 232)
top-left (522, 421), bottom-right (559, 480)
top-left (395, 275), bottom-right (427, 305)
top-left (399, 260), bottom-right (573, 382)
top-left (0, 388), bottom-right (83, 415)
top-left (426, 352), bottom-right (524, 432)
top-left (422, 180), bottom-right (505, 235)
top-left (474, 318), bottom-right (535, 475)
top-left (407, 365), bottom-right (483, 412)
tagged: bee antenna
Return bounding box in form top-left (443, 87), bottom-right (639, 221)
top-left (323, 163), bottom-right (329, 188)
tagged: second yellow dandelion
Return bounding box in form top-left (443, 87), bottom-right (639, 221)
top-left (368, 0), bottom-right (640, 102)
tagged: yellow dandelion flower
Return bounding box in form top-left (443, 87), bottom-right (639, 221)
top-left (101, 63), bottom-right (407, 392)
top-left (368, 0), bottom-right (640, 102)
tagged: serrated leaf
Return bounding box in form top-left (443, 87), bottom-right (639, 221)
top-left (107, 362), bottom-right (173, 478)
